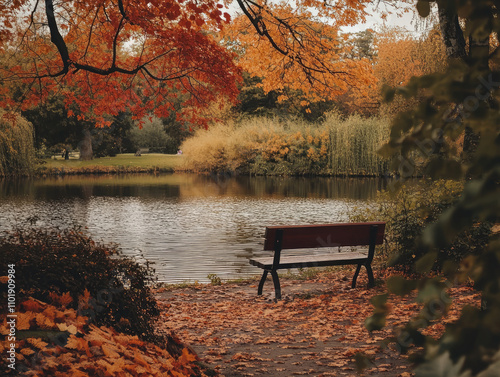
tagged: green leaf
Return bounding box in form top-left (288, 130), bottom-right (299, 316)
top-left (416, 277), bottom-right (448, 305)
top-left (365, 312), bottom-right (387, 332)
top-left (415, 352), bottom-right (469, 377)
top-left (365, 293), bottom-right (389, 331)
top-left (416, 1), bottom-right (431, 17)
top-left (415, 251), bottom-right (438, 273)
top-left (382, 85), bottom-right (396, 102)
top-left (354, 352), bottom-right (373, 372)
top-left (370, 292), bottom-right (389, 308)
top-left (387, 276), bottom-right (417, 296)
top-left (425, 159), bottom-right (463, 180)
top-left (377, 143), bottom-right (396, 158)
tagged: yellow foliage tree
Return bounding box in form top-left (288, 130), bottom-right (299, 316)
top-left (374, 26), bottom-right (447, 116)
top-left (221, 1), bottom-right (376, 113)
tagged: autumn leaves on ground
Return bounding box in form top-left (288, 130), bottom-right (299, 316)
top-left (157, 269), bottom-right (479, 377)
top-left (2, 267), bottom-right (479, 376)
top-left (0, 290), bottom-right (205, 376)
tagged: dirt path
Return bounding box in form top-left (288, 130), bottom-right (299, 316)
top-left (155, 269), bottom-right (478, 377)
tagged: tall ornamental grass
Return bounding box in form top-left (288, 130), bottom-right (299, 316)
top-left (179, 113), bottom-right (391, 176)
top-left (326, 113), bottom-right (390, 176)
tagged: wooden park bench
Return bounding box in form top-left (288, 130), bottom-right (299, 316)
top-left (249, 222), bottom-right (386, 299)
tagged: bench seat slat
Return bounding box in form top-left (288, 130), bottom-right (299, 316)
top-left (249, 252), bottom-right (369, 270)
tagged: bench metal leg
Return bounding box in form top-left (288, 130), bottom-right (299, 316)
top-left (352, 264), bottom-right (362, 288)
top-left (257, 270), bottom-right (269, 295)
top-left (366, 264), bottom-right (375, 288)
top-left (270, 270), bottom-right (281, 300)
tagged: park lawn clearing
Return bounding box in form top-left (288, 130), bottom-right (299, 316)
top-left (156, 268), bottom-right (480, 377)
top-left (38, 153), bottom-right (183, 174)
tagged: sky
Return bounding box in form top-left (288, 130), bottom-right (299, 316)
top-left (227, 1), bottom-right (433, 36)
top-left (344, 4), bottom-right (421, 33)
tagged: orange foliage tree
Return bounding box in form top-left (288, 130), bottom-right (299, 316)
top-left (222, 0), bottom-right (377, 112)
top-left (374, 26), bottom-right (447, 115)
top-left (0, 0), bottom-right (242, 128)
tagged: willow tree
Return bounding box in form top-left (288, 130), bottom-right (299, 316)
top-left (0, 111), bottom-right (36, 176)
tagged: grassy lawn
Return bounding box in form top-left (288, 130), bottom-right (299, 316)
top-left (38, 153), bottom-right (183, 173)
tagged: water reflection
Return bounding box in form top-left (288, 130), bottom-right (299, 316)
top-left (1, 173), bottom-right (386, 201)
top-left (0, 174), bottom-right (388, 283)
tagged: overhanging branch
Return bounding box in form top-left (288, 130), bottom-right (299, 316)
top-left (45, 0), bottom-right (70, 73)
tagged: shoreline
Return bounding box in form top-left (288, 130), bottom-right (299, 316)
top-left (3, 166), bottom-right (402, 179)
top-left (3, 153), bottom-right (408, 178)
top-left (35, 165), bottom-right (175, 176)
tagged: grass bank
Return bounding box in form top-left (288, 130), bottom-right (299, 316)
top-left (36, 153), bottom-right (183, 175)
top-left (178, 113), bottom-right (391, 177)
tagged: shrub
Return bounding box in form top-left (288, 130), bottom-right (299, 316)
top-left (0, 227), bottom-right (160, 341)
top-left (351, 179), bottom-right (492, 272)
top-left (129, 116), bottom-right (173, 152)
top-left (92, 131), bottom-right (120, 157)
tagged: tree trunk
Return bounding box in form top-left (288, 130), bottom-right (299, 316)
top-left (79, 129), bottom-right (93, 160)
top-left (437, 5), bottom-right (467, 60)
top-left (437, 3), bottom-right (490, 170)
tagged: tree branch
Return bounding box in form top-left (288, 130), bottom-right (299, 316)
top-left (111, 17), bottom-right (126, 69)
top-left (83, 7), bottom-right (101, 60)
top-left (236, 0), bottom-right (289, 55)
top-left (45, 0), bottom-right (70, 73)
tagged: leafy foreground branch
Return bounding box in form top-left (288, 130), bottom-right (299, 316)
top-left (0, 227), bottom-right (209, 376)
top-left (350, 179), bottom-right (498, 375)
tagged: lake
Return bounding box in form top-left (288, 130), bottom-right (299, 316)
top-left (0, 174), bottom-right (389, 283)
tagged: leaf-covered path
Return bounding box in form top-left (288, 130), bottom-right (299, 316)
top-left (156, 269), bottom-right (479, 377)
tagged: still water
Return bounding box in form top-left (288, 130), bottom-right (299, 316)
top-left (0, 174), bottom-right (388, 283)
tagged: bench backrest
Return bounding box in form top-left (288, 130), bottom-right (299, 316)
top-left (264, 222), bottom-right (385, 251)
top-left (264, 222), bottom-right (385, 269)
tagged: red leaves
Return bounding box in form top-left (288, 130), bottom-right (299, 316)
top-left (0, 293), bottom-right (206, 376)
top-left (178, 347), bottom-right (198, 365)
top-left (21, 298), bottom-right (47, 312)
top-left (0, 0), bottom-right (241, 128)
top-left (49, 291), bottom-right (73, 307)
top-left (165, 2), bottom-right (182, 20)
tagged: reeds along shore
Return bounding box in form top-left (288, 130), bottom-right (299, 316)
top-left (178, 113), bottom-right (391, 177)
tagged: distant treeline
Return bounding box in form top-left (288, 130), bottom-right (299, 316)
top-left (178, 113), bottom-right (391, 177)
